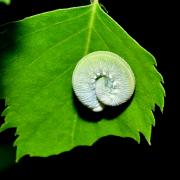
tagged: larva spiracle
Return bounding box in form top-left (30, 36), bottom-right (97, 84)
top-left (72, 51), bottom-right (135, 112)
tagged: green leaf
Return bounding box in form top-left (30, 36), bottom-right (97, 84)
top-left (0, 0), bottom-right (11, 5)
top-left (0, 1), bottom-right (165, 161)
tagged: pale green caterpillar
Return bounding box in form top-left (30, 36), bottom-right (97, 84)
top-left (72, 51), bottom-right (135, 112)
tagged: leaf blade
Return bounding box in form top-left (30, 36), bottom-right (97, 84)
top-left (0, 2), bottom-right (165, 160)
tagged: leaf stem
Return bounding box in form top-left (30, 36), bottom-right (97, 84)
top-left (91, 0), bottom-right (99, 4)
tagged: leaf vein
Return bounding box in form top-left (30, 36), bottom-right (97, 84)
top-left (17, 11), bottom-right (90, 41)
top-left (84, 3), bottom-right (97, 55)
top-left (94, 27), bottom-right (110, 50)
top-left (71, 114), bottom-right (78, 146)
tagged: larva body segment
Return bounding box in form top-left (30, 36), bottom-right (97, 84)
top-left (72, 51), bottom-right (135, 112)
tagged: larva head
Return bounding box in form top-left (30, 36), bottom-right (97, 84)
top-left (72, 51), bottom-right (135, 112)
top-left (95, 70), bottom-right (135, 106)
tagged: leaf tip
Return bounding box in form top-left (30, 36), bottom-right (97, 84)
top-left (15, 147), bottom-right (25, 163)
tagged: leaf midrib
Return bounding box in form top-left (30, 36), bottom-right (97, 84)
top-left (71, 2), bottom-right (99, 145)
top-left (84, 2), bottom-right (98, 55)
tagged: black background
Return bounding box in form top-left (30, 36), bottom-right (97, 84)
top-left (0, 0), bottom-right (178, 177)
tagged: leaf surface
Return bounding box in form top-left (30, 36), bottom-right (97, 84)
top-left (0, 1), bottom-right (165, 160)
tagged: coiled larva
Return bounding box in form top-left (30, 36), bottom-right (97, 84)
top-left (72, 51), bottom-right (135, 112)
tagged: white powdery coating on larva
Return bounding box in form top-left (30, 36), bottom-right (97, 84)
top-left (72, 51), bottom-right (135, 112)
